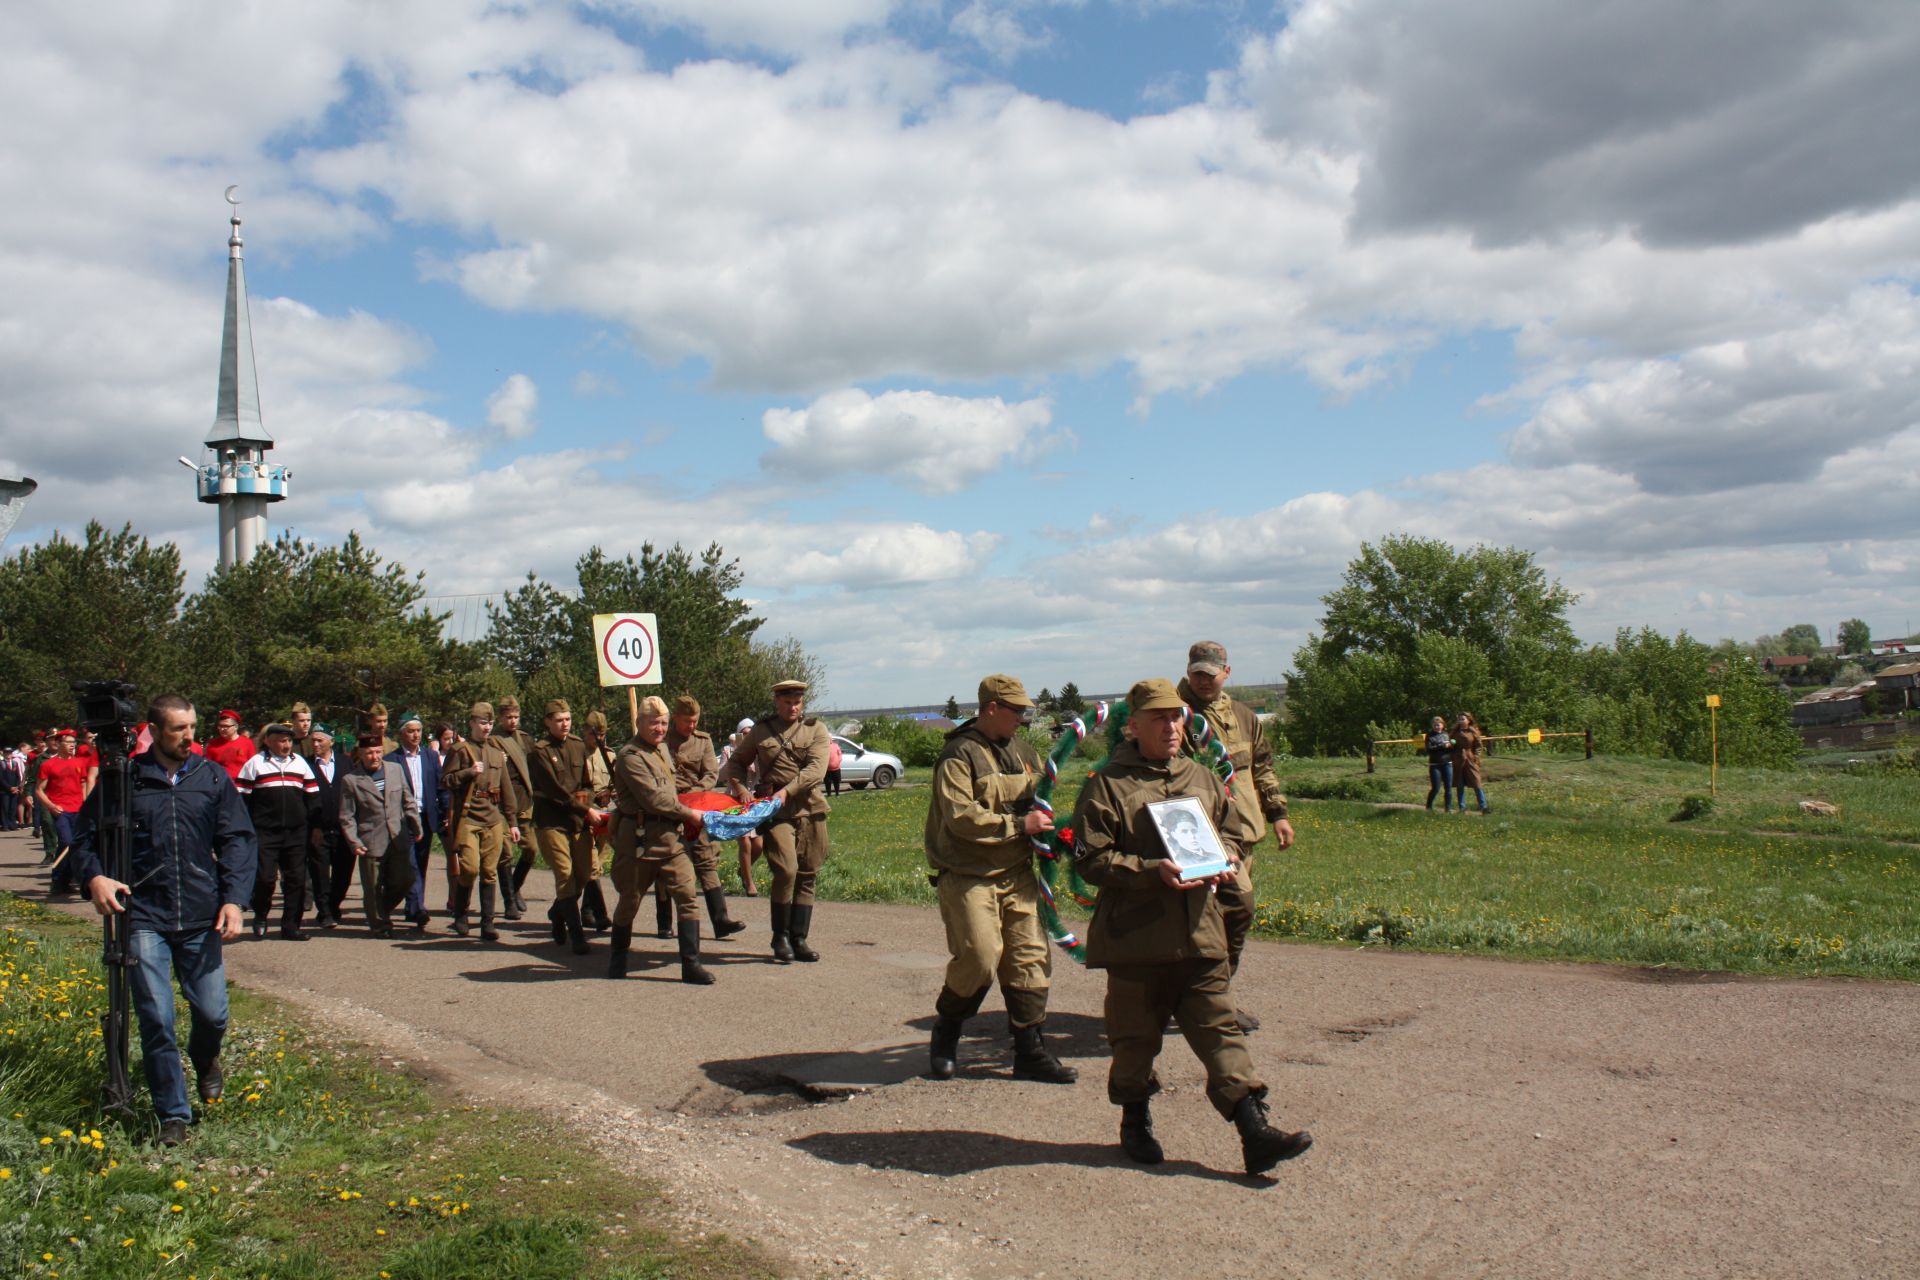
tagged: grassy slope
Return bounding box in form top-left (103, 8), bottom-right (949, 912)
top-left (810, 751), bottom-right (1920, 980)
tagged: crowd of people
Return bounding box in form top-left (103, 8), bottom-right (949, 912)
top-left (21, 637), bottom-right (1316, 1173)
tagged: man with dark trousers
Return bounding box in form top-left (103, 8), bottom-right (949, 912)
top-left (1178, 640), bottom-right (1293, 1032)
top-left (923, 674), bottom-right (1077, 1084)
top-left (393, 712), bottom-right (444, 931)
top-left (305, 725), bottom-right (349, 927)
top-left (495, 696), bottom-right (538, 920)
top-left (716, 679), bottom-right (832, 963)
top-left (69, 694), bottom-right (257, 1146)
top-left (339, 732), bottom-right (421, 938)
top-left (1072, 678), bottom-right (1312, 1175)
top-left (236, 723), bottom-right (322, 939)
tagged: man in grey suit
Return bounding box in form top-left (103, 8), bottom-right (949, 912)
top-left (339, 732), bottom-right (422, 938)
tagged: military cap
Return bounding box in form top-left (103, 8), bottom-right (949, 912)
top-left (356, 731), bottom-right (385, 748)
top-left (1129, 678), bottom-right (1186, 713)
top-left (397, 710), bottom-right (423, 727)
top-left (674, 693), bottom-right (701, 716)
top-left (497, 695), bottom-right (520, 712)
top-left (977, 673), bottom-right (1034, 709)
top-left (216, 708), bottom-right (241, 724)
top-left (771, 679), bottom-right (808, 694)
top-left (468, 701), bottom-right (495, 720)
top-left (584, 710), bottom-right (608, 731)
top-left (367, 701), bottom-right (389, 717)
top-left (1187, 641), bottom-right (1229, 676)
top-left (290, 701), bottom-right (312, 715)
top-left (543, 698), bottom-right (570, 717)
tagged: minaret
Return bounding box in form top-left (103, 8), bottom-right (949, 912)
top-left (192, 187), bottom-right (289, 568)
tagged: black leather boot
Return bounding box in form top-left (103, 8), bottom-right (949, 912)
top-left (546, 901), bottom-right (566, 946)
top-left (769, 902), bottom-right (794, 963)
top-left (1232, 1094), bottom-right (1312, 1174)
top-left (704, 887), bottom-right (747, 938)
top-left (606, 925), bottom-right (631, 979)
top-left (451, 882), bottom-right (472, 936)
top-left (1120, 1101), bottom-right (1164, 1164)
top-left (581, 879), bottom-right (612, 932)
top-left (677, 919), bottom-right (715, 985)
top-left (562, 898), bottom-right (591, 956)
top-left (1011, 1021), bottom-right (1078, 1084)
top-left (479, 882), bottom-right (501, 941)
top-left (788, 903), bottom-right (819, 962)
top-left (502, 873), bottom-right (524, 920)
top-left (655, 888), bottom-right (673, 938)
top-left (928, 1016), bottom-right (964, 1079)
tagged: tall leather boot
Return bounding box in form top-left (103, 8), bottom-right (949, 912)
top-left (505, 851), bottom-right (532, 919)
top-left (561, 898), bottom-right (591, 956)
top-left (606, 925), bottom-right (631, 979)
top-left (704, 887), bottom-right (747, 938)
top-left (769, 902), bottom-right (794, 964)
top-left (1120, 1101), bottom-right (1164, 1164)
top-left (581, 879), bottom-right (612, 932)
top-left (451, 882), bottom-right (472, 937)
top-left (479, 882), bottom-right (501, 941)
top-left (1011, 1020), bottom-right (1078, 1084)
top-left (1231, 1093), bottom-right (1312, 1174)
top-left (677, 919), bottom-right (715, 985)
top-left (788, 903), bottom-right (820, 962)
top-left (929, 985), bottom-right (989, 1079)
top-left (546, 901), bottom-right (566, 945)
top-left (654, 887), bottom-right (674, 938)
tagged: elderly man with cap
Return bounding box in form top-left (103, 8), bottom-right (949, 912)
top-left (607, 695), bottom-right (716, 984)
top-left (1179, 640), bottom-right (1294, 1033)
top-left (304, 723), bottom-right (349, 927)
top-left (440, 702), bottom-right (522, 940)
top-left (527, 698), bottom-right (596, 955)
top-left (492, 696), bottom-right (539, 921)
top-left (236, 722), bottom-right (323, 939)
top-left (1072, 678), bottom-right (1312, 1175)
top-left (339, 731), bottom-right (422, 939)
top-left (923, 674), bottom-right (1078, 1084)
top-left (663, 693), bottom-right (746, 942)
top-left (392, 712), bottom-right (444, 931)
top-left (578, 710), bottom-right (617, 932)
top-left (716, 678), bottom-right (832, 963)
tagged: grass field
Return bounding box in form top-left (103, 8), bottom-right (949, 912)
top-left (808, 749), bottom-right (1920, 981)
top-left (0, 895), bottom-right (772, 1280)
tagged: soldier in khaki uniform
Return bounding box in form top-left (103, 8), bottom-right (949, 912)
top-left (717, 678), bottom-right (832, 963)
top-left (494, 696), bottom-right (538, 920)
top-left (663, 694), bottom-right (746, 941)
top-left (1073, 678), bottom-right (1312, 1175)
top-left (440, 702), bottom-right (522, 941)
top-left (1179, 640), bottom-right (1294, 1033)
top-left (527, 699), bottom-right (594, 956)
top-left (579, 711), bottom-right (617, 932)
top-left (923, 675), bottom-right (1077, 1084)
top-left (361, 701), bottom-right (400, 754)
top-left (607, 696), bottom-right (714, 985)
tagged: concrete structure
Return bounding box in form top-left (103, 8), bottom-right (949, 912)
top-left (190, 188), bottom-right (288, 567)
top-left (0, 474), bottom-right (36, 550)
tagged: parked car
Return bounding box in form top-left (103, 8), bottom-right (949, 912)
top-left (833, 736), bottom-right (902, 789)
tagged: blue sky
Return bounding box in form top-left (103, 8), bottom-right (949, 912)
top-left (3, 1), bottom-right (1918, 706)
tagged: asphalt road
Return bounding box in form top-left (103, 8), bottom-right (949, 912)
top-left (6, 829), bottom-right (1916, 1279)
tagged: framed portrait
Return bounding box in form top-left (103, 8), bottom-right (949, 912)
top-left (1145, 795), bottom-right (1233, 880)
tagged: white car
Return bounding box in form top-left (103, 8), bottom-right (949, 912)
top-left (834, 736), bottom-right (902, 789)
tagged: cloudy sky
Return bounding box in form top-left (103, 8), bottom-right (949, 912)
top-left (3, 0), bottom-right (1917, 707)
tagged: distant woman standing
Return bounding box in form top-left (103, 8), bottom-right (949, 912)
top-left (1452, 713), bottom-right (1489, 814)
top-left (1424, 717), bottom-right (1453, 812)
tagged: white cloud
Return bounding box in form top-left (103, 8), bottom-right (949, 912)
top-left (760, 388), bottom-right (1063, 492)
top-left (485, 374), bottom-right (540, 439)
top-left (601, 0), bottom-right (899, 54)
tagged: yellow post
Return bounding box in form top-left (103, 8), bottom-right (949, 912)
top-left (1705, 694), bottom-right (1721, 795)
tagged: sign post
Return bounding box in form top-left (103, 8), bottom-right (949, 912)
top-left (1705, 694), bottom-right (1721, 795)
top-left (591, 613), bottom-right (662, 732)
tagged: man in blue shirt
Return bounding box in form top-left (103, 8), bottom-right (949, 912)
top-left (69, 694), bottom-right (257, 1146)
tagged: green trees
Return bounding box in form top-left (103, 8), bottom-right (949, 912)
top-left (1056, 681), bottom-right (1085, 714)
top-left (483, 543), bottom-right (821, 738)
top-left (1752, 623), bottom-right (1822, 657)
top-left (1570, 630), bottom-right (1797, 767)
top-left (1838, 618), bottom-right (1872, 655)
top-left (943, 694), bottom-right (960, 718)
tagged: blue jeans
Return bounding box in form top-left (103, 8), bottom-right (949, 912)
top-left (1454, 784), bottom-right (1488, 812)
top-left (50, 811), bottom-right (80, 889)
top-left (1426, 763), bottom-right (1453, 810)
top-left (129, 926), bottom-right (230, 1125)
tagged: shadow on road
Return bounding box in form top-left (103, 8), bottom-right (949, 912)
top-left (789, 1128), bottom-right (1260, 1184)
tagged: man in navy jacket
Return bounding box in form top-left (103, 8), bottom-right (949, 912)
top-left (393, 713), bottom-right (444, 929)
top-left (69, 694), bottom-right (257, 1145)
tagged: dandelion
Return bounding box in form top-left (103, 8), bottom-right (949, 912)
top-left (173, 1179), bottom-right (189, 1190)
top-left (171, 1204), bottom-right (184, 1213)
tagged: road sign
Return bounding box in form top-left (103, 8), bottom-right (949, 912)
top-left (1705, 694), bottom-right (1721, 708)
top-left (592, 613), bottom-right (661, 686)
top-left (1526, 728), bottom-right (1543, 744)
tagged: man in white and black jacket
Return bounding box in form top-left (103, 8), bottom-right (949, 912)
top-left (237, 723), bottom-right (322, 940)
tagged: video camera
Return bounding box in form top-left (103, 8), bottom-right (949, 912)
top-left (71, 679), bottom-right (139, 753)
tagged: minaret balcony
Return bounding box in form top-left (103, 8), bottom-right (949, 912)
top-left (195, 460), bottom-right (291, 503)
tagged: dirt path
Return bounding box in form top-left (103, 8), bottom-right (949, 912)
top-left (7, 830), bottom-right (1916, 1279)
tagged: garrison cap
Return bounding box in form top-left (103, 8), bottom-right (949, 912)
top-left (977, 673), bottom-right (1034, 709)
top-left (290, 701), bottom-right (312, 715)
top-left (674, 694), bottom-right (701, 716)
top-left (497, 696), bottom-right (520, 712)
top-left (584, 710), bottom-right (608, 731)
top-left (543, 698), bottom-right (571, 717)
top-left (1186, 641), bottom-right (1229, 676)
top-left (771, 679), bottom-right (808, 694)
top-left (367, 701), bottom-right (389, 718)
top-left (468, 701), bottom-right (495, 720)
top-left (1129, 678), bottom-right (1186, 713)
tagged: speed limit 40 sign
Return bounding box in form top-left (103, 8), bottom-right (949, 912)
top-left (591, 613), bottom-right (661, 686)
